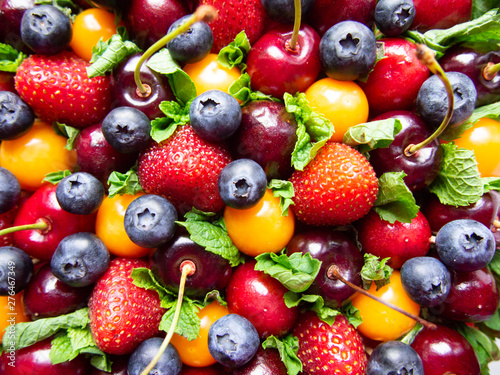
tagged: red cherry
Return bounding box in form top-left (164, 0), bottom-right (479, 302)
top-left (411, 0), bottom-right (472, 32)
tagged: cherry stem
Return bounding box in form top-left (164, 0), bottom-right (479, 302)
top-left (288, 0), bottom-right (302, 52)
top-left (327, 264), bottom-right (437, 331)
top-left (404, 44), bottom-right (454, 157)
top-left (139, 260), bottom-right (196, 375)
top-left (483, 62), bottom-right (500, 81)
top-left (0, 220), bottom-right (49, 237)
top-left (134, 5), bottom-right (217, 95)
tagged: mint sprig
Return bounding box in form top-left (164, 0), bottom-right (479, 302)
top-left (42, 169), bottom-right (72, 185)
top-left (0, 42), bottom-right (27, 72)
top-left (228, 73), bottom-right (278, 105)
top-left (268, 179), bottom-right (295, 216)
top-left (52, 122), bottom-right (80, 150)
top-left (218, 30), bottom-right (251, 71)
top-left (107, 168), bottom-right (143, 198)
top-left (360, 253), bottom-right (393, 291)
top-left (150, 100), bottom-right (191, 143)
top-left (456, 323), bottom-right (500, 373)
top-left (262, 335), bottom-right (302, 375)
top-left (343, 118), bottom-right (402, 154)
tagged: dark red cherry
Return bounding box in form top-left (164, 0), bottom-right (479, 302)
top-left (90, 355), bottom-right (128, 375)
top-left (411, 0), bottom-right (472, 32)
top-left (368, 110), bottom-right (443, 192)
top-left (0, 72), bottom-right (16, 93)
top-left (232, 346), bottom-right (288, 375)
top-left (0, 0), bottom-right (35, 52)
top-left (246, 24), bottom-right (321, 99)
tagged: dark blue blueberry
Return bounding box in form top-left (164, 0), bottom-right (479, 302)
top-left (189, 90), bottom-right (242, 142)
top-left (208, 313), bottom-right (260, 368)
top-left (374, 0), bottom-right (415, 37)
top-left (124, 194), bottom-right (178, 248)
top-left (0, 91), bottom-right (35, 140)
top-left (435, 219), bottom-right (496, 272)
top-left (56, 172), bottom-right (105, 215)
top-left (416, 71), bottom-right (477, 128)
top-left (50, 232), bottom-right (110, 287)
top-left (127, 338), bottom-right (182, 375)
top-left (260, 0), bottom-right (316, 24)
top-left (167, 15), bottom-right (213, 64)
top-left (319, 20), bottom-right (377, 81)
top-left (0, 246), bottom-right (34, 295)
top-left (400, 256), bottom-right (451, 307)
top-left (0, 166), bottom-right (21, 214)
top-left (20, 5), bottom-right (72, 55)
top-left (218, 159), bottom-right (267, 209)
top-left (367, 340), bottom-right (424, 375)
top-left (101, 106), bottom-right (152, 153)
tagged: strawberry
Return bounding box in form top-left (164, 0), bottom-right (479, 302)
top-left (89, 257), bottom-right (165, 355)
top-left (289, 141), bottom-right (378, 226)
top-left (293, 312), bottom-right (367, 375)
top-left (197, 0), bottom-right (267, 52)
top-left (137, 124), bottom-right (233, 214)
top-left (14, 51), bottom-right (112, 129)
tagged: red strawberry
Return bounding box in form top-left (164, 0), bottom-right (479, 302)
top-left (289, 141), bottom-right (378, 226)
top-left (89, 258), bottom-right (165, 355)
top-left (137, 124), bottom-right (233, 214)
top-left (293, 312), bottom-right (367, 375)
top-left (14, 51), bottom-right (112, 129)
top-left (197, 0), bottom-right (267, 52)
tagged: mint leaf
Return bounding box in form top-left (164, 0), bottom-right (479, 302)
top-left (50, 332), bottom-right (79, 364)
top-left (488, 251), bottom-right (500, 279)
top-left (399, 323), bottom-right (424, 345)
top-left (428, 143), bottom-right (484, 207)
top-left (285, 93), bottom-right (335, 171)
top-left (34, 0), bottom-right (78, 20)
top-left (472, 0), bottom-right (500, 18)
top-left (218, 30), bottom-right (251, 70)
top-left (373, 172), bottom-right (419, 224)
top-left (340, 302), bottom-right (363, 328)
top-left (227, 73), bottom-right (277, 105)
top-left (42, 170), bottom-right (72, 185)
top-left (254, 252), bottom-right (321, 293)
top-left (343, 118), bottom-right (402, 154)
top-left (52, 122), bottom-right (80, 150)
top-left (456, 323), bottom-right (500, 373)
top-left (107, 168), bottom-right (143, 198)
top-left (262, 335), bottom-right (302, 375)
top-left (360, 253), bottom-right (393, 290)
top-left (159, 299), bottom-right (202, 341)
top-left (147, 48), bottom-right (197, 105)
top-left (150, 100), bottom-right (190, 143)
top-left (0, 42), bottom-right (27, 72)
top-left (131, 267), bottom-right (173, 302)
top-left (89, 352), bottom-right (113, 372)
top-left (284, 292), bottom-right (341, 325)
top-left (483, 177), bottom-right (500, 192)
top-left (268, 179), bottom-right (294, 216)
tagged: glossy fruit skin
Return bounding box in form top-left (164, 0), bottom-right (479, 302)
top-left (304, 77), bottom-right (369, 142)
top-left (224, 188), bottom-right (295, 256)
top-left (0, 0), bottom-right (35, 52)
top-left (127, 338), bottom-right (182, 375)
top-left (246, 24), bottom-right (321, 99)
top-left (0, 120), bottom-right (77, 191)
top-left (56, 172), bottom-right (105, 215)
top-left (356, 210), bottom-right (432, 269)
top-left (0, 90), bottom-right (35, 140)
top-left (0, 246), bottom-right (34, 295)
top-left (411, 0), bottom-right (472, 32)
top-left (13, 183), bottom-right (96, 260)
top-left (367, 340), bottom-right (424, 375)
top-left (410, 324), bottom-right (481, 375)
top-left (374, 0), bottom-right (416, 36)
top-left (351, 270), bottom-right (421, 341)
top-left (261, 0), bottom-right (315, 23)
top-left (166, 16), bottom-right (213, 64)
top-left (232, 347), bottom-right (288, 375)
top-left (0, 166), bottom-right (20, 214)
top-left (358, 38), bottom-right (430, 115)
top-left (226, 260), bottom-right (299, 338)
top-left (286, 229), bottom-right (364, 308)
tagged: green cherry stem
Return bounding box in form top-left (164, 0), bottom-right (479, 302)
top-left (288, 0), bottom-right (302, 51)
top-left (139, 260), bottom-right (196, 375)
top-left (483, 62), bottom-right (500, 81)
top-left (404, 44), bottom-right (454, 157)
top-left (134, 5), bottom-right (217, 95)
top-left (0, 218), bottom-right (50, 237)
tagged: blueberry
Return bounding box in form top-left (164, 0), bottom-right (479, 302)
top-left (367, 340), bottom-right (424, 375)
top-left (189, 90), bottom-right (242, 143)
top-left (124, 194), bottom-right (178, 248)
top-left (208, 313), bottom-right (260, 368)
top-left (50, 232), bottom-right (110, 287)
top-left (127, 338), bottom-right (182, 375)
top-left (374, 0), bottom-right (416, 37)
top-left (167, 15), bottom-right (213, 64)
top-left (260, 0), bottom-right (315, 24)
top-left (319, 20), bottom-right (377, 81)
top-left (416, 71), bottom-right (477, 128)
top-left (0, 246), bottom-right (34, 295)
top-left (400, 256), bottom-right (451, 307)
top-left (56, 172), bottom-right (105, 215)
top-left (101, 106), bottom-right (152, 153)
top-left (20, 5), bottom-right (72, 55)
top-left (0, 167), bottom-right (21, 214)
top-left (0, 91), bottom-right (35, 140)
top-left (435, 219), bottom-right (496, 272)
top-left (218, 159), bottom-right (267, 209)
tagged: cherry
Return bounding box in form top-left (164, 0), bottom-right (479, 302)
top-left (0, 72), bottom-right (16, 93)
top-left (225, 260), bottom-right (299, 338)
top-left (0, 0), bottom-right (35, 52)
top-left (411, 0), bottom-right (472, 32)
top-left (232, 346), bottom-right (288, 375)
top-left (231, 100), bottom-right (298, 180)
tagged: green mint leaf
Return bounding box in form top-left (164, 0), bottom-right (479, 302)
top-left (483, 177), bottom-right (500, 192)
top-left (285, 92), bottom-right (335, 171)
top-left (202, 290), bottom-right (227, 307)
top-left (254, 252), bottom-right (321, 293)
top-left (357, 41), bottom-right (386, 82)
top-left (184, 207), bottom-right (217, 222)
top-left (472, 0), bottom-right (500, 19)
top-left (34, 0), bottom-right (79, 20)
top-left (456, 323), bottom-right (500, 373)
top-left (147, 48), bottom-right (197, 105)
top-left (488, 251), bottom-right (500, 279)
top-left (42, 170), bottom-right (72, 185)
top-left (87, 29), bottom-right (142, 77)
top-left (268, 179), bottom-right (295, 216)
top-left (52, 122), bottom-right (80, 150)
top-left (218, 30), bottom-right (251, 71)
top-left (50, 332), bottom-right (79, 364)
top-left (131, 267), bottom-right (173, 302)
top-left (228, 73), bottom-right (278, 105)
top-left (262, 335), bottom-right (303, 375)
top-left (150, 100), bottom-right (191, 143)
top-left (440, 102), bottom-right (500, 141)
top-left (360, 253), bottom-right (393, 290)
top-left (399, 323), bottom-right (424, 345)
top-left (428, 143), bottom-right (484, 207)
top-left (284, 292), bottom-right (341, 325)
top-left (482, 305), bottom-right (500, 331)
top-left (0, 42), bottom-right (27, 72)
top-left (343, 118), bottom-right (402, 154)
top-left (4, 308), bottom-right (90, 350)
top-left (159, 299), bottom-right (202, 341)
top-left (89, 352), bottom-right (113, 373)
top-left (340, 302), bottom-right (363, 328)
top-left (373, 172), bottom-right (419, 224)
top-left (107, 167), bottom-right (143, 198)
